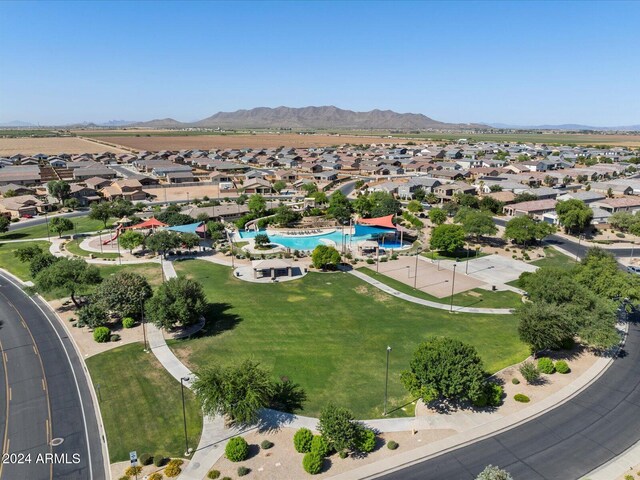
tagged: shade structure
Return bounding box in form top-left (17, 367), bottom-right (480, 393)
top-left (163, 222), bottom-right (205, 234)
top-left (125, 217), bottom-right (168, 230)
top-left (357, 214), bottom-right (396, 229)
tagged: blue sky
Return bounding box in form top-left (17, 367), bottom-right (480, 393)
top-left (1, 0), bottom-right (638, 126)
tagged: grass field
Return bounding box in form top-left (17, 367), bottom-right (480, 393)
top-left (530, 248), bottom-right (575, 268)
top-left (359, 267), bottom-right (522, 309)
top-left (64, 238), bottom-right (120, 259)
top-left (170, 260), bottom-right (528, 419)
top-left (86, 343), bottom-right (202, 462)
top-left (0, 216), bottom-right (115, 241)
top-left (0, 241), bottom-right (51, 280)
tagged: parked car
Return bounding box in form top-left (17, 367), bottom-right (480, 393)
top-left (627, 266), bottom-right (640, 275)
top-left (20, 214), bottom-right (33, 219)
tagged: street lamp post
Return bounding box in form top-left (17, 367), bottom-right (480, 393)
top-left (383, 346), bottom-right (392, 415)
top-left (98, 230), bottom-right (104, 253)
top-left (576, 234), bottom-right (583, 262)
top-left (450, 263), bottom-right (458, 313)
top-left (180, 376), bottom-right (190, 456)
top-left (141, 297), bottom-right (148, 352)
top-left (413, 249), bottom-right (421, 289)
top-left (45, 212), bottom-right (51, 241)
top-left (631, 242), bottom-right (635, 263)
top-left (116, 234), bottom-right (122, 265)
top-left (465, 244), bottom-right (470, 274)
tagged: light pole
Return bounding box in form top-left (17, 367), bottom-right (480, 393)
top-left (116, 234), bottom-right (122, 265)
top-left (98, 230), bottom-right (104, 253)
top-left (465, 244), bottom-right (470, 274)
top-left (631, 241), bottom-right (635, 263)
top-left (383, 346), bottom-right (391, 416)
top-left (376, 245), bottom-right (380, 272)
top-left (450, 263), bottom-right (458, 313)
top-left (180, 376), bottom-right (190, 456)
top-left (413, 248), bottom-right (421, 289)
top-left (141, 297), bottom-right (148, 352)
top-left (576, 234), bottom-right (583, 262)
top-left (44, 211), bottom-right (51, 241)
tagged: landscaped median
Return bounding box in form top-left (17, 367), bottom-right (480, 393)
top-left (169, 259), bottom-right (529, 419)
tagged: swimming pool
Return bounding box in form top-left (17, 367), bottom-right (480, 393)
top-left (237, 229), bottom-right (406, 251)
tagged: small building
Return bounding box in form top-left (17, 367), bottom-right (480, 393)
top-left (251, 259), bottom-right (293, 279)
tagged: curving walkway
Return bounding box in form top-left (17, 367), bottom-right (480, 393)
top-left (349, 269), bottom-right (515, 314)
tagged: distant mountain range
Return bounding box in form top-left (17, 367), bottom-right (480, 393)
top-left (488, 123), bottom-right (640, 132)
top-left (2, 107), bottom-right (638, 131)
top-left (133, 106), bottom-right (486, 130)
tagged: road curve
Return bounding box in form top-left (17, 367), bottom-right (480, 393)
top-left (0, 273), bottom-right (106, 480)
top-left (378, 315), bottom-right (640, 480)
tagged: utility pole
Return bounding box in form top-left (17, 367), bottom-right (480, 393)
top-left (450, 263), bottom-right (457, 313)
top-left (383, 346), bottom-right (392, 416)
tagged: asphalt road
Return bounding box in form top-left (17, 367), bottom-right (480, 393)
top-left (379, 315), bottom-right (640, 480)
top-left (0, 274), bottom-right (106, 480)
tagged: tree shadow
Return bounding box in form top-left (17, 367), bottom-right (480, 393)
top-left (187, 302), bottom-right (242, 339)
top-left (384, 397), bottom-right (419, 416)
top-left (319, 458), bottom-right (332, 474)
top-left (0, 233), bottom-right (28, 240)
top-left (246, 443), bottom-right (261, 460)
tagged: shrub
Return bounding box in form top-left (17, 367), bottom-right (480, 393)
top-left (537, 357), bottom-right (555, 374)
top-left (164, 462), bottom-right (181, 477)
top-left (555, 360), bottom-right (571, 374)
top-left (125, 466), bottom-right (142, 476)
top-left (473, 383), bottom-right (503, 407)
top-left (339, 450), bottom-right (348, 459)
top-left (294, 427), bottom-right (314, 453)
top-left (302, 452), bottom-right (323, 474)
top-left (122, 317), bottom-right (135, 328)
top-left (260, 439), bottom-right (274, 450)
top-left (511, 378), bottom-right (520, 385)
top-left (387, 440), bottom-right (399, 450)
top-left (154, 453), bottom-right (165, 467)
top-left (110, 334), bottom-right (121, 342)
top-left (366, 258), bottom-right (375, 264)
top-left (476, 465), bottom-right (514, 479)
top-left (225, 436), bottom-right (249, 462)
top-left (118, 476), bottom-right (130, 480)
top-left (237, 466), bottom-right (250, 477)
top-left (222, 477), bottom-right (232, 480)
top-left (148, 474), bottom-right (163, 480)
top-left (514, 394), bottom-right (530, 403)
top-left (311, 435), bottom-right (330, 457)
top-left (519, 361), bottom-right (540, 384)
top-left (93, 326), bottom-right (110, 343)
top-left (357, 428), bottom-right (376, 453)
top-left (560, 337), bottom-right (575, 350)
top-left (139, 453), bottom-right (152, 466)
top-left (624, 476), bottom-right (633, 480)
top-left (207, 471), bottom-right (221, 479)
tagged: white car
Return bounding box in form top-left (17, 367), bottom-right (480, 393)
top-left (627, 266), bottom-right (640, 275)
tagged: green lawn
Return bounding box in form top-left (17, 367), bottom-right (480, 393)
top-left (96, 263), bottom-right (164, 288)
top-left (0, 241), bottom-right (51, 280)
top-left (64, 239), bottom-right (120, 259)
top-left (0, 216), bottom-right (115, 240)
top-left (170, 260), bottom-right (528, 419)
top-left (86, 343), bottom-right (202, 462)
top-left (421, 249), bottom-right (490, 261)
top-left (359, 267), bottom-right (522, 309)
top-left (530, 248), bottom-right (575, 268)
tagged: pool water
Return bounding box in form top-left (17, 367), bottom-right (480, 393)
top-left (237, 229), bottom-right (405, 251)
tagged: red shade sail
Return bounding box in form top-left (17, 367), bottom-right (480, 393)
top-left (356, 214), bottom-right (396, 229)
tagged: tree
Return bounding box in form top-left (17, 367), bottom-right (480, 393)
top-left (352, 194), bottom-right (372, 217)
top-left (413, 187), bottom-right (426, 202)
top-left (254, 233), bottom-right (270, 248)
top-left (401, 337), bottom-right (486, 405)
top-left (47, 180), bottom-right (71, 201)
top-left (609, 211), bottom-right (637, 232)
top-left (312, 191), bottom-right (328, 205)
top-left (179, 232), bottom-right (200, 251)
top-left (513, 192), bottom-right (538, 203)
top-left (368, 191), bottom-right (401, 218)
top-left (479, 196), bottom-right (503, 214)
top-left (273, 205), bottom-right (301, 227)
top-left (146, 230), bottom-right (180, 257)
top-left (34, 258), bottom-right (102, 307)
top-left (301, 183), bottom-right (318, 196)
top-left (192, 360), bottom-right (274, 425)
top-left (155, 207), bottom-right (195, 226)
top-left (454, 208), bottom-right (497, 241)
top-left (430, 224), bottom-right (465, 254)
top-left (425, 192), bottom-right (439, 204)
top-left (17, 245), bottom-right (59, 277)
top-left (16, 244), bottom-right (45, 262)
top-left (0, 215), bottom-right (9, 234)
top-left (317, 404), bottom-right (364, 453)
top-left (63, 198), bottom-right (80, 210)
top-left (118, 230), bottom-right (144, 253)
top-left (555, 199), bottom-right (593, 234)
top-left (311, 245), bottom-right (341, 270)
top-left (49, 217), bottom-right (74, 237)
top-left (575, 248), bottom-right (640, 302)
top-left (517, 301), bottom-right (576, 353)
top-left (327, 191), bottom-right (352, 224)
top-left (110, 199), bottom-right (135, 218)
top-left (406, 200), bottom-right (423, 213)
top-left (247, 194), bottom-right (267, 216)
top-left (3, 190), bottom-right (16, 198)
top-left (236, 193), bottom-right (248, 205)
top-left (504, 216), bottom-right (555, 245)
top-left (272, 180), bottom-right (286, 193)
top-left (476, 465), bottom-right (513, 480)
top-left (488, 184), bottom-right (503, 192)
top-left (428, 208), bottom-right (447, 226)
top-left (145, 276), bottom-right (207, 329)
top-left (89, 202), bottom-right (112, 228)
top-left (207, 221), bottom-right (225, 242)
top-left (454, 193), bottom-right (479, 209)
top-left (77, 303), bottom-right (108, 328)
top-left (94, 271), bottom-right (152, 319)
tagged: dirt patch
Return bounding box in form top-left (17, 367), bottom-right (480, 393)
top-left (110, 459), bottom-right (189, 480)
top-left (0, 137), bottom-right (127, 155)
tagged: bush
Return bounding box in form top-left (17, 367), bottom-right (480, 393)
top-left (473, 383), bottom-right (503, 407)
top-left (302, 452), bottom-right (323, 474)
top-left (222, 477), bottom-right (232, 480)
top-left (366, 258), bottom-right (375, 264)
top-left (164, 461), bottom-right (181, 477)
top-left (122, 317), bottom-right (135, 328)
top-left (560, 337), bottom-right (575, 350)
top-left (110, 334), bottom-right (121, 342)
top-left (311, 435), bottom-right (330, 457)
top-left (624, 476), bottom-right (633, 480)
top-left (339, 450), bottom-right (348, 459)
top-left (476, 465), bottom-right (514, 479)
top-left (519, 361), bottom-right (540, 384)
top-left (125, 466), bottom-right (142, 476)
top-left (294, 427), bottom-right (314, 453)
top-left (139, 453), bottom-right (152, 466)
top-left (225, 436), bottom-right (249, 462)
top-left (237, 466), bottom-right (250, 477)
top-left (537, 357), bottom-right (555, 374)
top-left (514, 394), bottom-right (530, 403)
top-left (207, 471), bottom-right (221, 479)
top-left (93, 326), bottom-right (111, 343)
top-left (154, 453), bottom-right (165, 467)
top-left (261, 439), bottom-right (274, 450)
top-left (555, 360), bottom-right (571, 374)
top-left (148, 474), bottom-right (163, 480)
top-left (118, 476), bottom-right (130, 480)
top-left (357, 428), bottom-right (376, 453)
top-left (511, 378), bottom-right (520, 385)
top-left (387, 440), bottom-right (399, 450)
